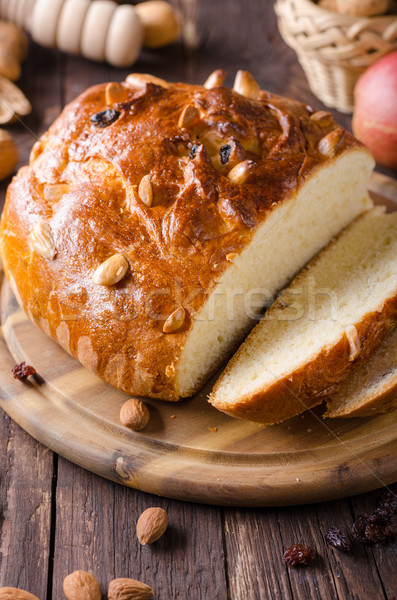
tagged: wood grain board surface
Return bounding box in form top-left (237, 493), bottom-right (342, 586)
top-left (0, 1), bottom-right (396, 598)
top-left (0, 176), bottom-right (396, 507)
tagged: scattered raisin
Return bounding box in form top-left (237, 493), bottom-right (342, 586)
top-left (283, 544), bottom-right (316, 567)
top-left (378, 489), bottom-right (397, 515)
top-left (368, 507), bottom-right (393, 525)
top-left (352, 509), bottom-right (397, 545)
top-left (12, 361), bottom-right (36, 380)
top-left (219, 144), bottom-right (232, 165)
top-left (365, 521), bottom-right (397, 544)
top-left (189, 143), bottom-right (198, 159)
top-left (90, 109), bottom-right (120, 128)
top-left (325, 526), bottom-right (351, 552)
top-left (351, 513), bottom-right (370, 543)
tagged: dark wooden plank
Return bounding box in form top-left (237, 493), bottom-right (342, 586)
top-left (222, 508), bottom-right (293, 600)
top-left (52, 457), bottom-right (228, 600)
top-left (0, 410), bottom-right (53, 597)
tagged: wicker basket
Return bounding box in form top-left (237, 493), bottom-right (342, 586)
top-left (274, 0), bottom-right (397, 113)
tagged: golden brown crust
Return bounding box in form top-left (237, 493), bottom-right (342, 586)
top-left (0, 73), bottom-right (362, 401)
top-left (209, 296), bottom-right (397, 424)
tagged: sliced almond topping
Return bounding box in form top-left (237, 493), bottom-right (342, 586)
top-left (165, 364), bottom-right (175, 378)
top-left (227, 159), bottom-right (254, 184)
top-left (310, 111), bottom-right (333, 128)
top-left (345, 325), bottom-right (361, 361)
top-left (318, 128), bottom-right (345, 158)
top-left (233, 70), bottom-right (261, 100)
top-left (93, 254), bottom-right (128, 286)
top-left (138, 174), bottom-right (153, 207)
top-left (44, 183), bottom-right (70, 203)
top-left (163, 306), bottom-right (185, 333)
top-left (29, 141), bottom-right (43, 163)
top-left (203, 69), bottom-right (226, 89)
top-left (226, 252), bottom-right (238, 262)
top-left (105, 81), bottom-right (129, 106)
top-left (0, 74), bottom-right (31, 125)
top-left (178, 104), bottom-right (200, 129)
top-left (29, 221), bottom-right (56, 259)
top-left (125, 73), bottom-right (170, 90)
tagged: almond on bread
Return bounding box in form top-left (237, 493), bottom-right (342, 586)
top-left (209, 207), bottom-right (397, 424)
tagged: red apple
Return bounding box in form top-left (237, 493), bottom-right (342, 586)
top-left (352, 51), bottom-right (397, 170)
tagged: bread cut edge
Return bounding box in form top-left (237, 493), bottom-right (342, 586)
top-left (209, 298), bottom-right (397, 424)
top-left (324, 328), bottom-right (397, 418)
top-left (175, 146), bottom-right (374, 398)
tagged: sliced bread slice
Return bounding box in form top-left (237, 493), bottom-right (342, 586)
top-left (209, 207), bottom-right (397, 424)
top-left (325, 327), bottom-right (397, 418)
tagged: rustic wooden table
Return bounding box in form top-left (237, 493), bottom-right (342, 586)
top-left (0, 1), bottom-right (396, 599)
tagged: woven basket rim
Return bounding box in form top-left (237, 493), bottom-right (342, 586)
top-left (284, 0), bottom-right (397, 23)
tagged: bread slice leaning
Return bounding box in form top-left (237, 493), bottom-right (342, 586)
top-left (209, 207), bottom-right (397, 424)
top-left (324, 327), bottom-right (397, 418)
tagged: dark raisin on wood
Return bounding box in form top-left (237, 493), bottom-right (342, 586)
top-left (369, 507), bottom-right (394, 525)
top-left (325, 526), bottom-right (351, 552)
top-left (189, 144), bottom-right (198, 159)
top-left (219, 144), bottom-right (232, 165)
top-left (12, 361), bottom-right (36, 380)
top-left (351, 513), bottom-right (370, 543)
top-left (365, 521), bottom-right (397, 544)
top-left (378, 489), bottom-right (397, 515)
top-left (283, 544), bottom-right (316, 567)
top-left (90, 109), bottom-right (121, 128)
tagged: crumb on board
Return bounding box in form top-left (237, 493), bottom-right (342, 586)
top-left (208, 427), bottom-right (218, 433)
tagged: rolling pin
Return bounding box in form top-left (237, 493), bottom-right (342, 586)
top-left (0, 0), bottom-right (145, 68)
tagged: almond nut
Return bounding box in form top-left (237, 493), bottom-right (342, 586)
top-left (43, 183), bottom-right (70, 203)
top-left (125, 73), bottom-right (170, 90)
top-left (92, 254), bottom-right (128, 286)
top-left (138, 174), bottom-right (153, 207)
top-left (136, 507), bottom-right (168, 545)
top-left (163, 306), bottom-right (185, 333)
top-left (29, 221), bottom-right (56, 259)
top-left (0, 73), bottom-right (31, 125)
top-left (233, 70), bottom-right (261, 100)
top-left (310, 111), bottom-right (333, 128)
top-left (178, 104), bottom-right (200, 129)
top-left (105, 82), bottom-right (129, 106)
top-left (0, 588), bottom-right (40, 600)
top-left (120, 398), bottom-right (150, 431)
top-left (108, 578), bottom-right (153, 600)
top-left (0, 129), bottom-right (18, 180)
top-left (63, 571), bottom-right (101, 600)
top-left (318, 128), bottom-right (345, 158)
top-left (204, 69), bottom-right (226, 89)
top-left (345, 324), bottom-right (361, 361)
top-left (227, 159), bottom-right (254, 184)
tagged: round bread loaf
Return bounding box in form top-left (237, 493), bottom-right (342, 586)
top-left (0, 71), bottom-right (373, 401)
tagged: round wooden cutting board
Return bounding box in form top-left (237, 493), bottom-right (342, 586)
top-left (0, 174), bottom-right (396, 507)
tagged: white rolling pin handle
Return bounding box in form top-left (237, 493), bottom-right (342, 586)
top-left (56, 0), bottom-right (91, 55)
top-left (0, 0), bottom-right (144, 68)
top-left (30, 0), bottom-right (65, 48)
top-left (105, 4), bottom-right (144, 68)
